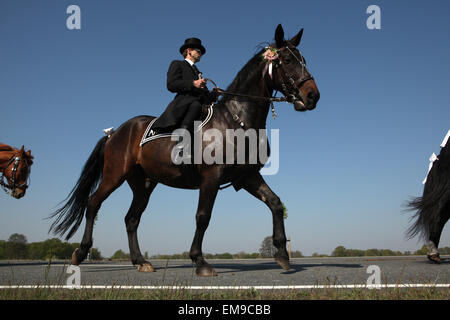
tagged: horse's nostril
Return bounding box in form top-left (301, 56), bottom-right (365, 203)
top-left (308, 91), bottom-right (320, 102)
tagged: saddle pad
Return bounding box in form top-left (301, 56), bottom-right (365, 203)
top-left (140, 103), bottom-right (214, 147)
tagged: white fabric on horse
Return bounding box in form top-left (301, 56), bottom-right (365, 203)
top-left (440, 129), bottom-right (450, 148)
top-left (103, 127), bottom-right (115, 138)
top-left (423, 152), bottom-right (439, 184)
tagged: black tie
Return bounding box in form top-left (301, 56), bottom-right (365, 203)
top-left (192, 64), bottom-right (201, 77)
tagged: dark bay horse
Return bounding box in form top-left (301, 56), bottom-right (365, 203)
top-left (0, 143), bottom-right (33, 199)
top-left (407, 130), bottom-right (450, 263)
top-left (49, 24), bottom-right (320, 276)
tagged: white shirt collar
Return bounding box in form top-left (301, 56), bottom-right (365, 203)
top-left (184, 58), bottom-right (195, 66)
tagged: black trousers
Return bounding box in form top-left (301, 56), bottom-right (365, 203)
top-left (180, 100), bottom-right (202, 129)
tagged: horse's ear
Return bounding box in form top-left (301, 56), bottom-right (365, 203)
top-left (20, 145), bottom-right (25, 152)
top-left (26, 150), bottom-right (34, 162)
top-left (274, 24), bottom-right (285, 48)
top-left (290, 28), bottom-right (303, 47)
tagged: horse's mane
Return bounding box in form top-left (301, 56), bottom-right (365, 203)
top-left (0, 143), bottom-right (14, 152)
top-left (220, 44), bottom-right (270, 103)
top-left (0, 143), bottom-right (34, 164)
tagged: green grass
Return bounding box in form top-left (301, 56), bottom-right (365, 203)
top-left (0, 287), bottom-right (449, 300)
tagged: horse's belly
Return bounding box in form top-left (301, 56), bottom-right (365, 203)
top-left (141, 163), bottom-right (201, 189)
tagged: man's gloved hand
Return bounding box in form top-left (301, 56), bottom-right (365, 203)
top-left (209, 87), bottom-right (221, 103)
top-left (193, 79), bottom-right (207, 89)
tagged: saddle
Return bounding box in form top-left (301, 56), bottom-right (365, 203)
top-left (140, 103), bottom-right (214, 147)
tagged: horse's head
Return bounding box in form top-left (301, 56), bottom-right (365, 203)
top-left (267, 24), bottom-right (320, 112)
top-left (1, 146), bottom-right (33, 199)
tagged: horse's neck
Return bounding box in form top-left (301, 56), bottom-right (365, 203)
top-left (222, 75), bottom-right (273, 129)
top-left (0, 150), bottom-right (15, 169)
top-left (0, 144), bottom-right (13, 152)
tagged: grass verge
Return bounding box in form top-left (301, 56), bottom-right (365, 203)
top-left (0, 286), bottom-right (449, 300)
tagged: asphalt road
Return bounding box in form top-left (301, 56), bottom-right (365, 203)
top-left (0, 256), bottom-right (449, 287)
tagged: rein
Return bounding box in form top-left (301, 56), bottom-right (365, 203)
top-left (215, 88), bottom-right (288, 103)
top-left (205, 78), bottom-right (286, 125)
top-left (205, 78), bottom-right (287, 103)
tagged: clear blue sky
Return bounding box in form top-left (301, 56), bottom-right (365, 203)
top-left (1, 0), bottom-right (449, 257)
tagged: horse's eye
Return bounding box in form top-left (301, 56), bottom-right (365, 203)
top-left (284, 59), bottom-right (291, 64)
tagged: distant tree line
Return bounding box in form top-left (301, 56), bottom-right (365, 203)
top-left (2, 234), bottom-right (449, 260)
top-left (145, 244), bottom-right (450, 260)
top-left (0, 233), bottom-right (102, 260)
top-left (327, 245), bottom-right (450, 257)
top-left (147, 251), bottom-right (262, 260)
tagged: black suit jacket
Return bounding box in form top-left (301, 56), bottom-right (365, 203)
top-left (153, 60), bottom-right (209, 130)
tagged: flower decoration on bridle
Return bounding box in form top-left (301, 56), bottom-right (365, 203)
top-left (262, 47), bottom-right (279, 79)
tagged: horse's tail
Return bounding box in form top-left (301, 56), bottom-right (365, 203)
top-left (48, 136), bottom-right (108, 240)
top-left (406, 195), bottom-right (431, 240)
top-left (405, 160), bottom-right (450, 241)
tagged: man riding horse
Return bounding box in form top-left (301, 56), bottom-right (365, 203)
top-left (151, 38), bottom-right (218, 138)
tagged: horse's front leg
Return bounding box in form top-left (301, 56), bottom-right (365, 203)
top-left (242, 171), bottom-right (290, 270)
top-left (189, 179), bottom-right (219, 276)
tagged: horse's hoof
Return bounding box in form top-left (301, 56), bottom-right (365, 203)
top-left (427, 254), bottom-right (441, 264)
top-left (275, 257), bottom-right (291, 270)
top-left (137, 263), bottom-right (155, 272)
top-left (71, 248), bottom-right (81, 265)
top-left (196, 265), bottom-right (217, 277)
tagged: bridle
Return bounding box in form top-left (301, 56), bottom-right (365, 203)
top-left (274, 46), bottom-right (314, 104)
top-left (207, 45), bottom-right (314, 124)
top-left (0, 154), bottom-right (31, 195)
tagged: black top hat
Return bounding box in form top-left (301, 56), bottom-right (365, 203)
top-left (179, 38), bottom-right (206, 55)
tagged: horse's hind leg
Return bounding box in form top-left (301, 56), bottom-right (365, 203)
top-left (427, 200), bottom-right (450, 264)
top-left (242, 171), bottom-right (290, 270)
top-left (72, 171), bottom-right (125, 265)
top-left (125, 166), bottom-right (158, 272)
top-left (189, 179), bottom-right (219, 276)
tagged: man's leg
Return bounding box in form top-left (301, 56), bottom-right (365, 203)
top-left (175, 100), bottom-right (203, 161)
top-left (180, 100), bottom-right (202, 131)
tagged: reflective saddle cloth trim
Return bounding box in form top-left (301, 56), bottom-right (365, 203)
top-left (140, 103), bottom-right (215, 147)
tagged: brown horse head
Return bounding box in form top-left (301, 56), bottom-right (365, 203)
top-left (270, 24), bottom-right (320, 111)
top-left (1, 145), bottom-right (34, 199)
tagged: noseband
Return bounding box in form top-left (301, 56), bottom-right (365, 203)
top-left (1, 155), bottom-right (30, 195)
